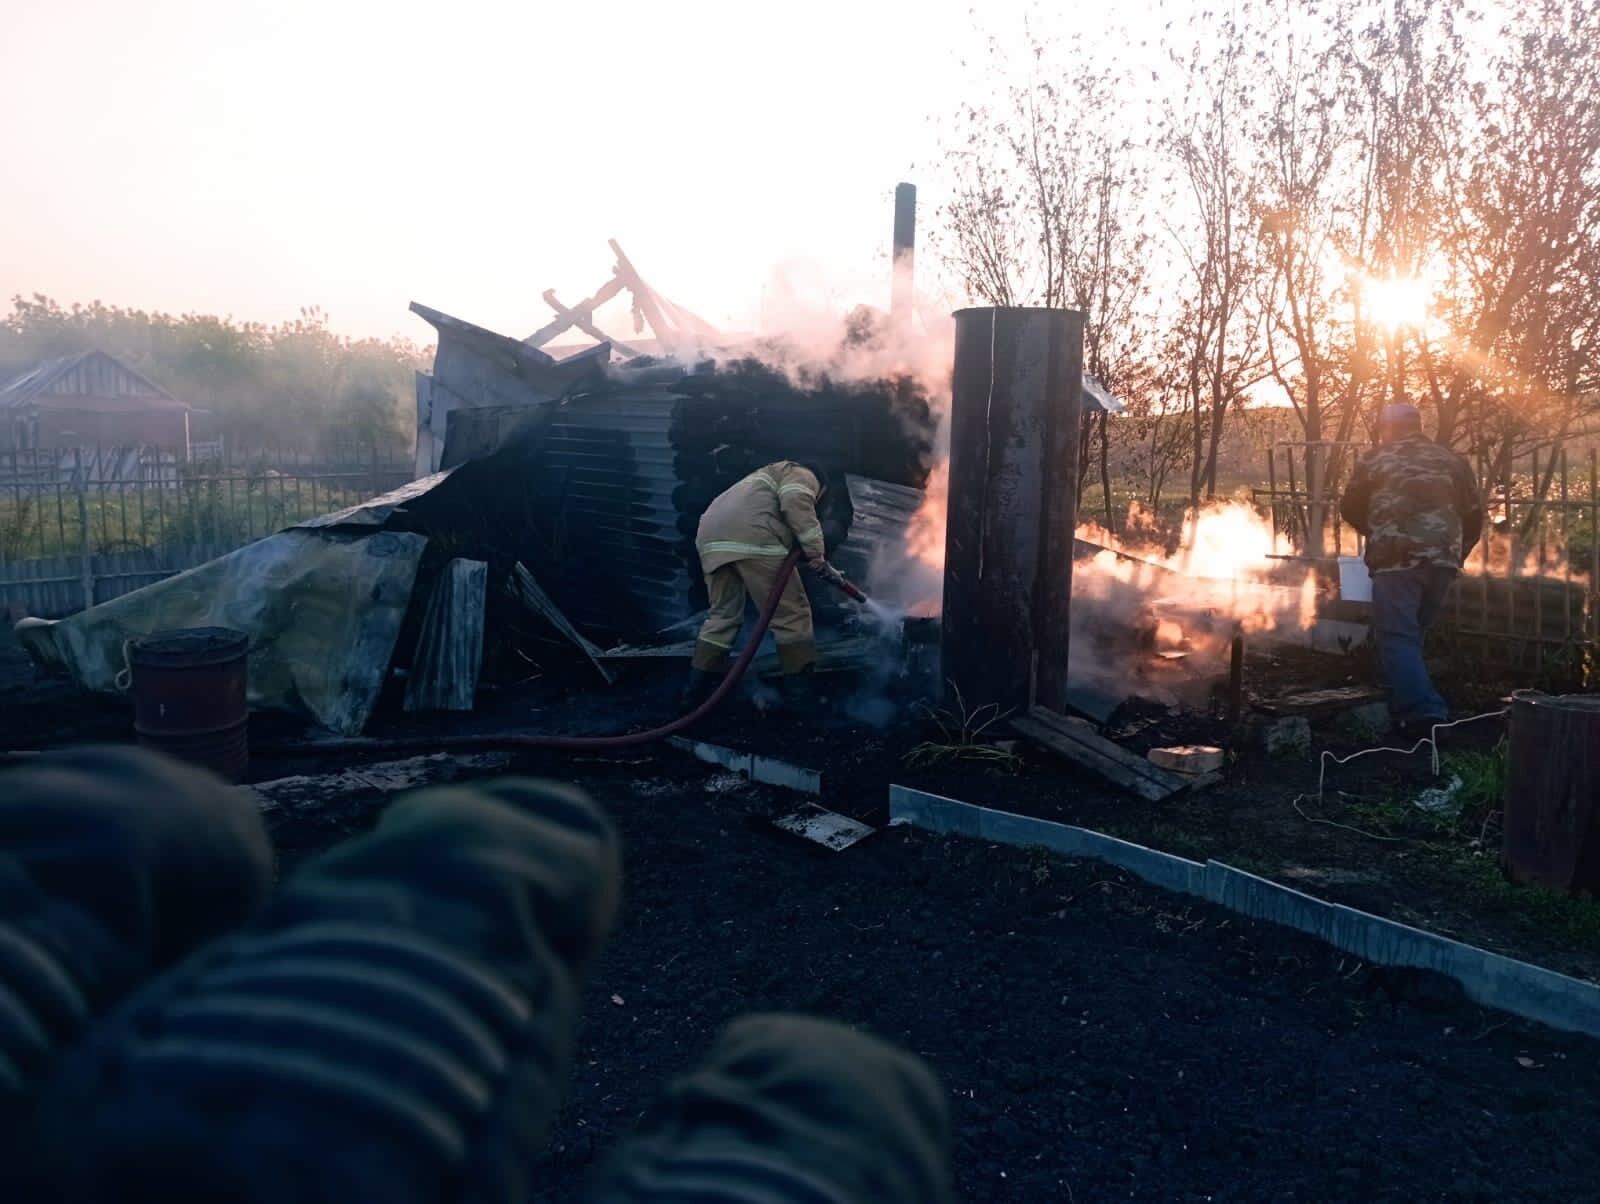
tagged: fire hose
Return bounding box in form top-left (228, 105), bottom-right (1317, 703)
top-left (263, 548), bottom-right (868, 757)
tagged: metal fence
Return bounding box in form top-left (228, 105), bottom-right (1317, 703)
top-left (0, 444), bottom-right (412, 617)
top-left (1254, 440), bottom-right (1600, 670)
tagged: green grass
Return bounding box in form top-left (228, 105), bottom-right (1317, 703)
top-left (1330, 743), bottom-right (1600, 956)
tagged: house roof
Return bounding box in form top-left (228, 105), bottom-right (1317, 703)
top-left (0, 351), bottom-right (189, 413)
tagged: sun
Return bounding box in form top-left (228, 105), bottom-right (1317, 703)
top-left (1362, 275), bottom-right (1432, 333)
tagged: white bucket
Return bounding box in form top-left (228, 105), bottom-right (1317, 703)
top-left (1338, 556), bottom-right (1372, 602)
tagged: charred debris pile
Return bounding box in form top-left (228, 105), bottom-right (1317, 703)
top-left (403, 302), bottom-right (938, 671)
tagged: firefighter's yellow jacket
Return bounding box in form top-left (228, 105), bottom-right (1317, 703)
top-left (696, 462), bottom-right (826, 571)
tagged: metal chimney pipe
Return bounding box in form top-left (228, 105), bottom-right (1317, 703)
top-left (890, 183), bottom-right (916, 333)
top-left (941, 306), bottom-right (1085, 713)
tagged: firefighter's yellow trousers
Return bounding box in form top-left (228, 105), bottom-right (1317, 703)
top-left (692, 558), bottom-right (816, 673)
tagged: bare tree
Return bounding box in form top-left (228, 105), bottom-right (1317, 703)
top-left (1159, 11), bottom-right (1266, 508)
top-left (941, 26), bottom-right (1158, 525)
top-left (1428, 0), bottom-right (1600, 483)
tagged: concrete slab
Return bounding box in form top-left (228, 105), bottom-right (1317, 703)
top-left (772, 803), bottom-right (875, 851)
top-left (665, 736), bottom-right (823, 795)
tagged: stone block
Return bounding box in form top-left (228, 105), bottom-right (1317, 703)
top-left (1148, 745), bottom-right (1226, 774)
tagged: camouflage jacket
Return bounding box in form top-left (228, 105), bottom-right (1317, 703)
top-left (1339, 434), bottom-right (1484, 571)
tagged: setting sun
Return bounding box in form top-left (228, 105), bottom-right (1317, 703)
top-left (1362, 274), bottom-right (1433, 333)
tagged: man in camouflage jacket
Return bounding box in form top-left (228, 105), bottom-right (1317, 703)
top-left (1339, 403), bottom-right (1484, 728)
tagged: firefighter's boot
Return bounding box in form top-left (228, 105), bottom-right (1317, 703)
top-left (680, 667), bottom-right (721, 710)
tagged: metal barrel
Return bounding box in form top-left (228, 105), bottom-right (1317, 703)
top-left (942, 306), bottom-right (1084, 713)
top-left (129, 627), bottom-right (250, 780)
top-left (1504, 691), bottom-right (1600, 893)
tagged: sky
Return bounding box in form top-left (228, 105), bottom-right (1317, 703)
top-left (1, 0), bottom-right (1143, 344)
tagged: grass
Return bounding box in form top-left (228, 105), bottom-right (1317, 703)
top-left (903, 684), bottom-right (1023, 772)
top-left (1322, 741), bottom-right (1600, 958)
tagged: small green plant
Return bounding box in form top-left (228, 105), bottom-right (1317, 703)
top-left (903, 683), bottom-right (1021, 772)
top-left (1443, 743), bottom-right (1509, 815)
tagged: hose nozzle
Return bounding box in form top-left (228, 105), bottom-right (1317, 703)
top-left (820, 563), bottom-right (869, 603)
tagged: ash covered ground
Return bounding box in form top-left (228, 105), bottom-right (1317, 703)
top-left (8, 625), bottom-right (1600, 1199)
top-left (264, 751), bottom-right (1600, 1201)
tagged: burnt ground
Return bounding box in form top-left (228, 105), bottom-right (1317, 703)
top-left (268, 753), bottom-right (1600, 1200)
top-left (8, 634), bottom-right (1600, 1197)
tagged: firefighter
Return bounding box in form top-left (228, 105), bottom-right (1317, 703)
top-left (683, 460), bottom-right (834, 711)
top-left (1339, 403), bottom-right (1484, 736)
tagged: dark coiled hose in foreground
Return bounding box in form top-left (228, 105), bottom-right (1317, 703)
top-left (264, 547), bottom-right (806, 758)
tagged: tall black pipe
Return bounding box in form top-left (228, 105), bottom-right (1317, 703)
top-left (941, 307), bottom-right (1084, 713)
top-left (890, 183), bottom-right (916, 333)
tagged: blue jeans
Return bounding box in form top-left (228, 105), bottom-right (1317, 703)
top-left (1370, 564), bottom-right (1456, 722)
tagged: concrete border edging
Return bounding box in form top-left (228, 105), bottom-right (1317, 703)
top-left (666, 737), bottom-right (823, 795)
top-left (889, 785), bottom-right (1600, 1040)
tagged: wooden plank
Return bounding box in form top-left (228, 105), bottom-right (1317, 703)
top-left (538, 290), bottom-right (643, 358)
top-left (597, 638), bottom-right (698, 660)
top-left (1024, 706), bottom-right (1188, 790)
top-left (608, 239), bottom-right (677, 348)
top-left (1011, 716), bottom-right (1182, 803)
top-left (509, 562), bottom-right (616, 683)
top-left (526, 274), bottom-right (626, 348)
top-left (1256, 685), bottom-right (1387, 717)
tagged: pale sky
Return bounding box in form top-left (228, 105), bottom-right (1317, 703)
top-left (2, 0), bottom-right (1144, 344)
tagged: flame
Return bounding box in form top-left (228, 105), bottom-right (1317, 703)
top-left (902, 476), bottom-right (1321, 635)
top-left (908, 458), bottom-right (948, 569)
top-left (1299, 570), bottom-right (1319, 630)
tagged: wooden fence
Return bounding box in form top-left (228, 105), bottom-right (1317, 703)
top-left (1254, 440), bottom-right (1600, 670)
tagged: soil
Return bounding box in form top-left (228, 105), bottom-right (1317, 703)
top-left (8, 637), bottom-right (1600, 1198)
top-left (264, 753), bottom-right (1600, 1200)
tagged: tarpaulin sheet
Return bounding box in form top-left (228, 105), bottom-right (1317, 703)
top-left (15, 529), bottom-right (426, 734)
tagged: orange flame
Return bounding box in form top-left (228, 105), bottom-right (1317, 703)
top-left (904, 474), bottom-right (1320, 634)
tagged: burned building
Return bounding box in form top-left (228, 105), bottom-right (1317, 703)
top-left (406, 303), bottom-right (937, 644)
top-left (15, 306), bottom-right (940, 735)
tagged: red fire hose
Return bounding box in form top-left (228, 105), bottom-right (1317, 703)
top-left (269, 547), bottom-right (817, 757)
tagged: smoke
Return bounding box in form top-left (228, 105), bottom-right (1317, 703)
top-left (752, 259), bottom-right (956, 390)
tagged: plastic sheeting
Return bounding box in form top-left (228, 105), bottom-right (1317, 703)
top-left (14, 529), bottom-right (426, 735)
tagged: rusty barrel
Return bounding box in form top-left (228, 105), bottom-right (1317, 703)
top-left (129, 627), bottom-right (250, 780)
top-left (1504, 691), bottom-right (1600, 893)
